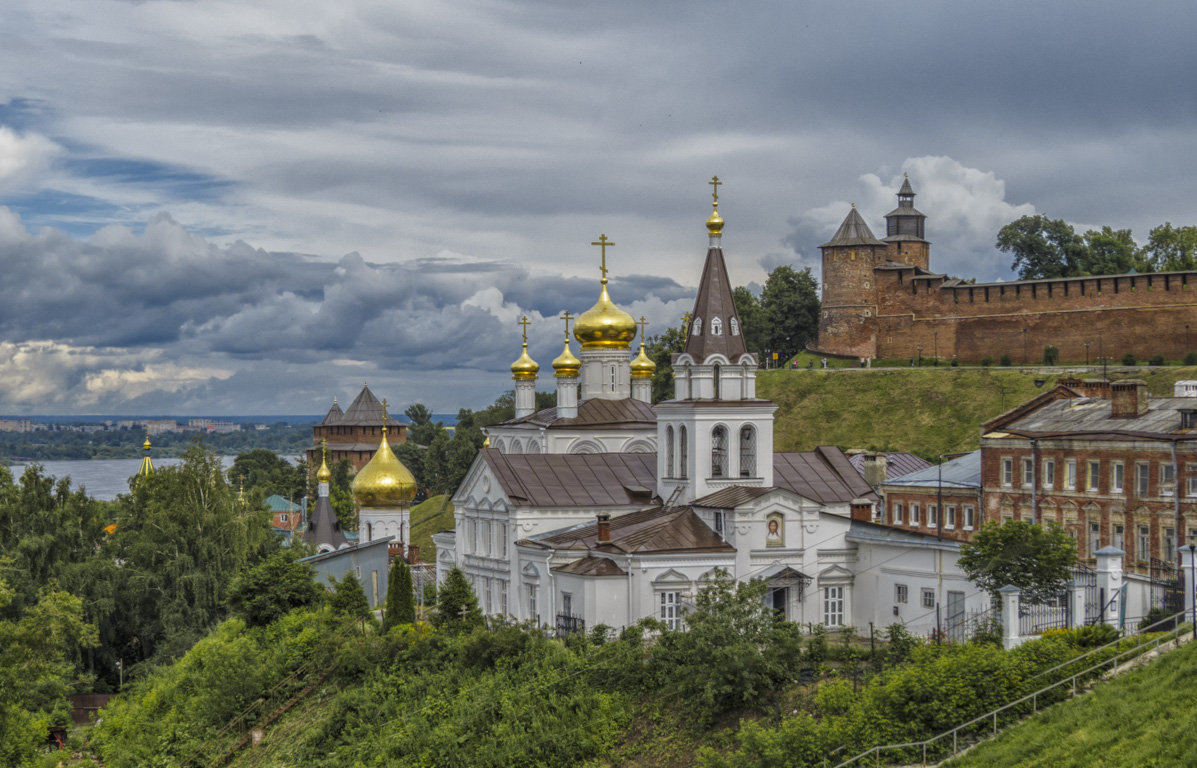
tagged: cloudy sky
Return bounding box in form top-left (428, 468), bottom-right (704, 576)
top-left (0, 0), bottom-right (1194, 415)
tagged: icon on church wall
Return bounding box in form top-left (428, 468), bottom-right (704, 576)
top-left (766, 512), bottom-right (784, 547)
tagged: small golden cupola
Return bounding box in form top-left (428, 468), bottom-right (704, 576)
top-left (351, 400), bottom-right (417, 508)
top-left (315, 438), bottom-right (332, 484)
top-left (706, 175), bottom-right (724, 237)
top-left (137, 433), bottom-right (154, 477)
top-left (573, 234), bottom-right (636, 350)
top-left (630, 316), bottom-right (656, 379)
top-left (552, 311), bottom-right (582, 378)
top-left (510, 315), bottom-right (540, 380)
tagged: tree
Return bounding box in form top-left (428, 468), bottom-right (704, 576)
top-left (228, 448), bottom-right (305, 500)
top-left (997, 215), bottom-right (1089, 279)
top-left (328, 571), bottom-right (371, 620)
top-left (959, 520), bottom-right (1077, 604)
top-left (1083, 226), bottom-right (1146, 275)
top-left (434, 567), bottom-right (483, 633)
top-left (404, 403), bottom-right (440, 446)
top-left (731, 285), bottom-right (767, 359)
top-left (1141, 223), bottom-right (1197, 272)
top-left (226, 550), bottom-right (323, 628)
top-left (760, 265), bottom-right (820, 362)
top-left (646, 323), bottom-right (686, 403)
top-left (384, 558), bottom-right (416, 629)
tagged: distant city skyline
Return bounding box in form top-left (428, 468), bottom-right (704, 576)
top-left (1, 1), bottom-right (1194, 413)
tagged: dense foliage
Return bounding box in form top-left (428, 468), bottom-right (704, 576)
top-left (226, 551), bottom-right (323, 628)
top-left (959, 520), bottom-right (1078, 604)
top-left (997, 215), bottom-right (1197, 279)
top-left (384, 558), bottom-right (416, 629)
top-left (0, 422), bottom-right (311, 461)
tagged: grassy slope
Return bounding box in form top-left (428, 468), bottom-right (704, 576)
top-left (409, 494), bottom-right (454, 556)
top-left (759, 367), bottom-right (1197, 459)
top-left (943, 638), bottom-right (1197, 768)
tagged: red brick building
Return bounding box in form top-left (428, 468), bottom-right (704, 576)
top-left (308, 384), bottom-right (408, 472)
top-left (813, 177), bottom-right (1197, 364)
top-left (978, 378), bottom-right (1197, 571)
top-left (876, 450), bottom-right (982, 543)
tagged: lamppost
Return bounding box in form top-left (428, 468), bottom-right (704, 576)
top-left (1084, 341), bottom-right (1090, 367)
top-left (917, 345), bottom-right (923, 367)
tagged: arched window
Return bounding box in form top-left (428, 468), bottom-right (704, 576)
top-left (678, 425), bottom-right (688, 479)
top-left (711, 316), bottom-right (723, 336)
top-left (711, 425), bottom-right (728, 477)
top-left (692, 316), bottom-right (702, 336)
top-left (730, 317), bottom-right (740, 336)
top-left (665, 425), bottom-right (675, 478)
top-left (739, 425), bottom-right (756, 477)
top-left (713, 364), bottom-right (721, 399)
top-left (526, 440), bottom-right (540, 454)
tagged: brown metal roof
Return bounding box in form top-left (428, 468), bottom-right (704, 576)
top-left (691, 486), bottom-right (773, 508)
top-left (683, 246), bottom-right (749, 361)
top-left (997, 396), bottom-right (1197, 440)
top-left (847, 451), bottom-right (932, 479)
top-left (552, 555), bottom-right (627, 576)
top-left (481, 450), bottom-right (657, 508)
top-left (773, 447), bottom-right (879, 504)
top-left (820, 207), bottom-right (885, 248)
top-left (320, 401), bottom-right (344, 425)
top-left (533, 505), bottom-right (733, 555)
top-left (340, 385), bottom-right (388, 426)
top-left (503, 397), bottom-right (656, 430)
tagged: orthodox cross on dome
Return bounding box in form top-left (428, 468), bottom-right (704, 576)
top-left (518, 315), bottom-right (531, 344)
top-left (709, 175), bottom-right (721, 205)
top-left (637, 316), bottom-right (649, 343)
top-left (381, 398), bottom-right (389, 432)
top-left (560, 310), bottom-right (574, 337)
top-left (591, 234), bottom-right (614, 282)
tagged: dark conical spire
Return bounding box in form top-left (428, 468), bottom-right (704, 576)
top-left (303, 492), bottom-right (349, 551)
top-left (884, 174), bottom-right (927, 242)
top-left (820, 206), bottom-right (885, 248)
top-left (683, 244), bottom-right (749, 362)
top-left (897, 174), bottom-right (915, 199)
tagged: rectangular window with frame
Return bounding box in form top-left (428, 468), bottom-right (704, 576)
top-left (527, 584), bottom-right (539, 620)
top-left (714, 510), bottom-right (725, 538)
top-left (921, 588), bottom-right (935, 609)
top-left (946, 504), bottom-right (957, 529)
top-left (910, 503), bottom-right (920, 526)
top-left (895, 583), bottom-right (908, 604)
top-left (1002, 457), bottom-right (1014, 487)
top-left (1043, 459), bottom-right (1055, 490)
top-left (660, 591), bottom-right (681, 629)
top-left (929, 504), bottom-right (939, 528)
top-left (279, 513), bottom-right (288, 523)
top-left (893, 502), bottom-right (904, 525)
top-left (1112, 462), bottom-right (1124, 494)
top-left (1187, 464), bottom-right (1197, 497)
top-left (498, 580), bottom-right (508, 615)
top-left (964, 505), bottom-right (975, 529)
top-left (1164, 528), bottom-right (1176, 562)
top-left (1065, 459), bottom-right (1077, 490)
top-left (1161, 463), bottom-right (1175, 497)
top-left (561, 591), bottom-right (573, 617)
top-left (1022, 457), bottom-right (1034, 488)
top-left (1089, 522), bottom-right (1101, 556)
top-left (1138, 526), bottom-right (1150, 561)
top-left (1136, 463), bottom-right (1150, 497)
top-left (1087, 460), bottom-right (1100, 492)
top-left (1113, 524), bottom-right (1125, 551)
top-left (823, 586), bottom-right (845, 627)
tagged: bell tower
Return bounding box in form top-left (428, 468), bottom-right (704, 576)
top-left (882, 174), bottom-right (930, 269)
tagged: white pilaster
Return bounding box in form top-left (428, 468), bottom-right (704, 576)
top-left (514, 378), bottom-right (537, 419)
top-left (556, 375), bottom-right (579, 419)
top-left (998, 584), bottom-right (1022, 650)
top-left (1180, 545), bottom-right (1196, 626)
top-left (1095, 546), bottom-right (1125, 629)
top-left (579, 348), bottom-right (631, 400)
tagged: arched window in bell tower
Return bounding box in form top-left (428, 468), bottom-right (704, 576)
top-left (665, 425), bottom-right (675, 478)
top-left (678, 425), bottom-right (688, 479)
top-left (713, 364), bottom-right (721, 399)
top-left (711, 425), bottom-right (728, 478)
top-left (739, 425), bottom-right (756, 478)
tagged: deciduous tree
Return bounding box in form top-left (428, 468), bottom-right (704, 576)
top-left (959, 520), bottom-right (1077, 604)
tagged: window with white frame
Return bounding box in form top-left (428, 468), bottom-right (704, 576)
top-left (527, 584), bottom-right (539, 620)
top-left (1112, 462), bottom-right (1125, 494)
top-left (946, 504), bottom-right (957, 528)
top-left (678, 426), bottom-right (688, 479)
top-left (659, 591), bottom-right (682, 629)
top-left (895, 583), bottom-right (908, 604)
top-left (921, 588), bottom-right (935, 609)
top-left (928, 504), bottom-right (938, 528)
top-left (1065, 459), bottom-right (1077, 490)
top-left (739, 425), bottom-right (757, 477)
top-left (1164, 527), bottom-right (1176, 562)
top-left (1161, 463), bottom-right (1176, 497)
top-left (279, 513), bottom-right (288, 523)
top-left (1089, 522), bottom-right (1101, 556)
top-left (1022, 457), bottom-right (1034, 488)
top-left (498, 580), bottom-right (508, 615)
top-left (1113, 524), bottom-right (1125, 551)
top-left (964, 505), bottom-right (975, 529)
top-left (1002, 457), bottom-right (1014, 487)
top-left (1042, 459), bottom-right (1055, 490)
top-left (1136, 463), bottom-right (1150, 497)
top-left (822, 586), bottom-right (845, 627)
top-left (665, 426), bottom-right (674, 478)
top-left (1087, 460), bottom-right (1100, 492)
top-left (499, 523), bottom-right (508, 557)
top-left (561, 591), bottom-right (573, 617)
top-left (910, 503), bottom-right (920, 526)
top-left (1138, 525), bottom-right (1150, 561)
top-left (1187, 464), bottom-right (1197, 497)
top-left (483, 577), bottom-right (493, 613)
top-left (714, 510), bottom-right (725, 538)
top-left (481, 520), bottom-right (492, 555)
top-left (711, 425), bottom-right (728, 477)
top-left (893, 501), bottom-right (904, 524)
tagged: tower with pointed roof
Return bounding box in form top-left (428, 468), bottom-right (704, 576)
top-left (654, 178), bottom-right (777, 503)
top-left (304, 439), bottom-right (350, 553)
top-left (817, 203), bottom-right (889, 360)
top-left (882, 175), bottom-right (930, 269)
top-left (308, 384), bottom-right (408, 472)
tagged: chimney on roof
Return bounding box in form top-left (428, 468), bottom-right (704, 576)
top-left (406, 544), bottom-right (421, 564)
top-left (596, 513), bottom-right (611, 545)
top-left (1110, 379), bottom-right (1148, 418)
top-left (849, 498), bottom-right (875, 522)
top-left (1077, 379), bottom-right (1112, 399)
top-left (863, 452), bottom-right (887, 486)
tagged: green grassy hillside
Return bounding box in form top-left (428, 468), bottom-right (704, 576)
top-left (410, 494), bottom-right (454, 556)
top-left (943, 637), bottom-right (1197, 767)
top-left (759, 366), bottom-right (1197, 459)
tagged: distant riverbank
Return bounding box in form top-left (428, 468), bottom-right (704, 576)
top-left (7, 457), bottom-right (240, 501)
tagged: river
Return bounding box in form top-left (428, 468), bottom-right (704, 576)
top-left (7, 457), bottom-right (240, 501)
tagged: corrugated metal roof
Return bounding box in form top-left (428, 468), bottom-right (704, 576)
top-left (773, 447), bottom-right (879, 504)
top-left (846, 518), bottom-right (961, 551)
top-left (819, 207), bottom-right (885, 248)
top-left (503, 397), bottom-right (656, 429)
top-left (881, 450), bottom-right (982, 489)
top-left (691, 486), bottom-right (773, 508)
top-left (482, 450), bottom-right (657, 508)
top-left (531, 505), bottom-right (733, 554)
top-left (847, 452), bottom-right (932, 479)
top-left (552, 555), bottom-right (627, 576)
top-left (1003, 396), bottom-right (1197, 438)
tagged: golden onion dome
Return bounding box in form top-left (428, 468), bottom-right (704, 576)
top-left (143, 435), bottom-right (152, 451)
top-left (510, 342), bottom-right (539, 380)
top-left (630, 342), bottom-right (656, 379)
top-left (316, 455), bottom-right (332, 484)
top-left (706, 205), bottom-right (724, 236)
top-left (552, 335), bottom-right (581, 377)
top-left (574, 281), bottom-right (636, 349)
top-left (351, 429), bottom-right (417, 508)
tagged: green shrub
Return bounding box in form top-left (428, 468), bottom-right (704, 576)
top-left (980, 356), bottom-right (994, 367)
top-left (1149, 354), bottom-right (1166, 366)
top-left (1184, 351), bottom-right (1197, 365)
top-left (951, 358), bottom-right (959, 367)
top-left (1067, 623), bottom-right (1120, 648)
top-left (1138, 607), bottom-right (1180, 633)
top-left (1043, 345), bottom-right (1060, 365)
top-left (1000, 354), bottom-right (1012, 367)
top-left (1122, 352), bottom-right (1137, 366)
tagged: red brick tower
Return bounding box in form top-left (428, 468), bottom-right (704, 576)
top-left (817, 206), bottom-right (887, 359)
top-left (882, 175), bottom-right (930, 269)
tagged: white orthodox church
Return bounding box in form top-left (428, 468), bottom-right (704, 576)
top-left (434, 182), bottom-right (985, 637)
